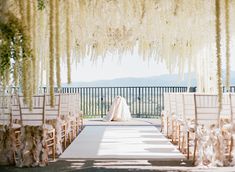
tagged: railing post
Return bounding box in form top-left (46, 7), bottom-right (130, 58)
top-left (101, 88), bottom-right (103, 118)
top-left (138, 87), bottom-right (141, 118)
top-left (43, 87), bottom-right (47, 94)
top-left (189, 87), bottom-right (197, 92)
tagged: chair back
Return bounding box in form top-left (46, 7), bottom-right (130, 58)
top-left (11, 95), bottom-right (21, 123)
top-left (182, 93), bottom-right (195, 121)
top-left (0, 95), bottom-right (12, 125)
top-left (175, 93), bottom-right (184, 118)
top-left (218, 94), bottom-right (232, 128)
top-left (74, 93), bottom-right (81, 116)
top-left (163, 93), bottom-right (171, 113)
top-left (194, 94), bottom-right (219, 126)
top-left (68, 94), bottom-right (76, 116)
top-left (60, 94), bottom-right (70, 117)
top-left (229, 93), bottom-right (235, 124)
top-left (18, 95), bottom-right (45, 126)
top-left (220, 93), bottom-right (231, 118)
top-left (44, 94), bottom-right (61, 120)
top-left (169, 93), bottom-right (177, 115)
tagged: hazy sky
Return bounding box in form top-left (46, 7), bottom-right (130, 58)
top-left (61, 51), bottom-right (235, 83)
top-left (61, 53), bottom-right (172, 83)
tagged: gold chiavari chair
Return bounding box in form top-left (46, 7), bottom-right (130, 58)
top-left (18, 95), bottom-right (56, 160)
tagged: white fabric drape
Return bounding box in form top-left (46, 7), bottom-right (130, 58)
top-left (104, 96), bottom-right (131, 122)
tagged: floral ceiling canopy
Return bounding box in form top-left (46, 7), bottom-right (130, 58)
top-left (0, 0), bottom-right (233, 106)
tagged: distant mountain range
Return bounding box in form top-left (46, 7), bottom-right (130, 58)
top-left (62, 71), bottom-right (235, 87)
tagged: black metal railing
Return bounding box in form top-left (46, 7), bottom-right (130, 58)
top-left (10, 86), bottom-right (235, 118)
top-left (42, 86), bottom-right (196, 118)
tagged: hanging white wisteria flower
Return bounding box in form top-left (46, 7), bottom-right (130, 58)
top-left (0, 0), bottom-right (233, 104)
top-left (49, 0), bottom-right (55, 106)
top-left (225, 0), bottom-right (230, 92)
top-left (55, 0), bottom-right (61, 89)
top-left (215, 0), bottom-right (222, 114)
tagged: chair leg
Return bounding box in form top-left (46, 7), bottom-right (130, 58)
top-left (13, 151), bottom-right (16, 165)
top-left (187, 131), bottom-right (190, 160)
top-left (76, 118), bottom-right (79, 135)
top-left (192, 138), bottom-right (198, 166)
top-left (80, 114), bottom-right (83, 128)
top-left (64, 125), bottom-right (67, 149)
top-left (172, 120), bottom-right (174, 142)
top-left (178, 125), bottom-right (181, 150)
top-left (53, 130), bottom-right (56, 160)
top-left (67, 129), bottom-right (71, 144)
top-left (64, 135), bottom-right (66, 149)
top-left (71, 126), bottom-right (75, 141)
top-left (160, 115), bottom-right (164, 132)
top-left (229, 136), bottom-right (233, 162)
top-left (181, 132), bottom-right (185, 153)
top-left (166, 117), bottom-right (169, 137)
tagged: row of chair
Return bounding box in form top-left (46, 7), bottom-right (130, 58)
top-left (0, 93), bottom-right (83, 164)
top-left (161, 93), bottom-right (235, 165)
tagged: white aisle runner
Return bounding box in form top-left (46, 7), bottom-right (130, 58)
top-left (60, 126), bottom-right (185, 160)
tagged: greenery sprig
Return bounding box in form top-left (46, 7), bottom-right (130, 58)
top-left (0, 13), bottom-right (32, 92)
top-left (37, 0), bottom-right (46, 11)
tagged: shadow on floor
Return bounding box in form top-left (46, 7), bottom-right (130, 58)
top-left (0, 159), bottom-right (194, 172)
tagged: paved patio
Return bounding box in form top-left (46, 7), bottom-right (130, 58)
top-left (60, 125), bottom-right (185, 160)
